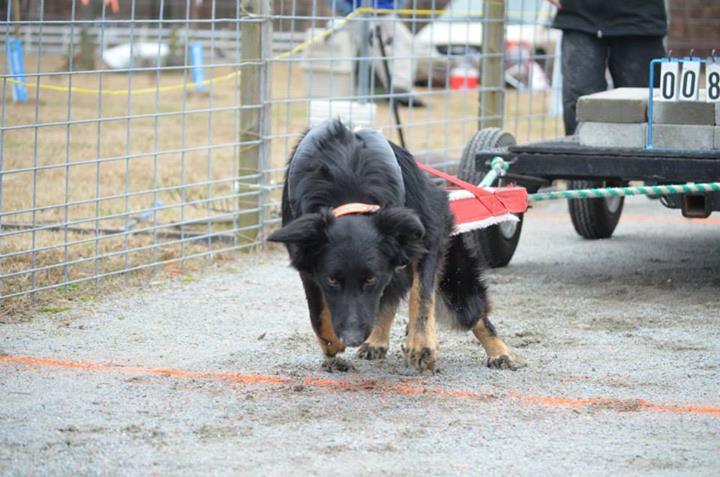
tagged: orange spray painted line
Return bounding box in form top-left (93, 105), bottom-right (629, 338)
top-left (0, 354), bottom-right (288, 385)
top-left (3, 354), bottom-right (720, 416)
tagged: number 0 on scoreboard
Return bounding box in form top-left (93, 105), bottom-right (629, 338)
top-left (679, 60), bottom-right (700, 101)
top-left (660, 61), bottom-right (680, 101)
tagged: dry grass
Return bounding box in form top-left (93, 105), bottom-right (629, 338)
top-left (1, 54), bottom-right (560, 311)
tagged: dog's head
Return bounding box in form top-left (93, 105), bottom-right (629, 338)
top-left (268, 207), bottom-right (426, 347)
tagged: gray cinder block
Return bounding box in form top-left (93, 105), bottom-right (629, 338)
top-left (651, 124), bottom-right (715, 150)
top-left (576, 88), bottom-right (650, 123)
top-left (653, 100), bottom-right (716, 125)
top-left (578, 121), bottom-right (647, 149)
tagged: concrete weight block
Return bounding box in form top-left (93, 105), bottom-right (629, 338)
top-left (576, 88), bottom-right (649, 123)
top-left (651, 124), bottom-right (715, 149)
top-left (578, 121), bottom-right (647, 149)
top-left (653, 100), bottom-right (716, 125)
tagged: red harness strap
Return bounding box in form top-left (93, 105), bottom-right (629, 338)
top-left (415, 161), bottom-right (492, 199)
top-left (416, 161), bottom-right (528, 222)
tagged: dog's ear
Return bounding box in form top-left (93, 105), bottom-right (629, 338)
top-left (267, 211), bottom-right (331, 246)
top-left (375, 207), bottom-right (427, 268)
top-left (268, 211), bottom-right (333, 272)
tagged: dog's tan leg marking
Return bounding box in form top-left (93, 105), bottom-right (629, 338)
top-left (357, 303), bottom-right (398, 360)
top-left (317, 298), bottom-right (346, 357)
top-left (472, 320), bottom-right (526, 370)
top-left (317, 299), bottom-right (355, 372)
top-left (403, 267), bottom-right (438, 372)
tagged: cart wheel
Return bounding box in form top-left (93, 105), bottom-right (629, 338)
top-left (458, 128), bottom-right (523, 268)
top-left (567, 180), bottom-right (624, 239)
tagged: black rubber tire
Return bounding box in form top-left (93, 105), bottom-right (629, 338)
top-left (458, 128), bottom-right (523, 268)
top-left (458, 128), bottom-right (517, 182)
top-left (474, 214), bottom-right (524, 268)
top-left (567, 180), bottom-right (624, 239)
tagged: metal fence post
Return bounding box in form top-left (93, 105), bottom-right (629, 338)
top-left (358, 0), bottom-right (371, 102)
top-left (238, 0), bottom-right (271, 244)
top-left (479, 0), bottom-right (505, 130)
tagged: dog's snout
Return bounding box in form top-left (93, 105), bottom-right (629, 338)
top-left (340, 329), bottom-right (366, 347)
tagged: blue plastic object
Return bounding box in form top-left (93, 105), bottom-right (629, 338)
top-left (6, 38), bottom-right (28, 102)
top-left (190, 42), bottom-right (206, 92)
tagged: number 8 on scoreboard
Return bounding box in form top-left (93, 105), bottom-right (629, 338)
top-left (707, 60), bottom-right (720, 102)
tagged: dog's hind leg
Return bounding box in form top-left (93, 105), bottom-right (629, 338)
top-left (440, 236), bottom-right (526, 370)
top-left (472, 319), bottom-right (525, 370)
top-left (300, 273), bottom-right (353, 372)
top-left (404, 260), bottom-right (440, 372)
top-left (357, 302), bottom-right (398, 360)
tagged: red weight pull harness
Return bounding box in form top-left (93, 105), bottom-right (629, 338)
top-left (331, 160), bottom-right (528, 235)
top-left (416, 162), bottom-right (528, 234)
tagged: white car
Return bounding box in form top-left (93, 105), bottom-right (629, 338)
top-left (413, 0), bottom-right (559, 86)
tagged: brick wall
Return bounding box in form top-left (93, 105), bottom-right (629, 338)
top-left (668, 0), bottom-right (720, 56)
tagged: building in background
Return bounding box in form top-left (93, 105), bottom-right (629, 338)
top-left (667, 0), bottom-right (720, 56)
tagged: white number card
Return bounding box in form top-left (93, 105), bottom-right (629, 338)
top-left (679, 60), bottom-right (701, 101)
top-left (659, 61), bottom-right (680, 101)
top-left (706, 60), bottom-right (720, 102)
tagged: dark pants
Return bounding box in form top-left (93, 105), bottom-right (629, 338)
top-left (561, 30), bottom-right (665, 135)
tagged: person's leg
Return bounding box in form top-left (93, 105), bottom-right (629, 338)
top-left (607, 36), bottom-right (665, 88)
top-left (561, 30), bottom-right (609, 135)
top-left (371, 14), bottom-right (425, 106)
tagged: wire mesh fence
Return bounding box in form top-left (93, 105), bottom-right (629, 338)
top-left (1, 0), bottom-right (562, 304)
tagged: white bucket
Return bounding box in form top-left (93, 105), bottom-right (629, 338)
top-left (309, 100), bottom-right (376, 128)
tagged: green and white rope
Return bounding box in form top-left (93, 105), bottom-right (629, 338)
top-left (528, 182), bottom-right (720, 202)
top-left (481, 156), bottom-right (720, 203)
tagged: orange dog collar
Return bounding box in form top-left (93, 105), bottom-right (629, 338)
top-left (332, 203), bottom-right (381, 218)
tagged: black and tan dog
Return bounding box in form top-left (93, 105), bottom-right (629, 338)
top-left (268, 120), bottom-right (523, 372)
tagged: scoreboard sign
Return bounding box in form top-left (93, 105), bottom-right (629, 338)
top-left (659, 58), bottom-right (720, 102)
top-left (648, 56), bottom-right (720, 150)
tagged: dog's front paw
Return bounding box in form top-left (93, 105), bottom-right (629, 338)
top-left (321, 356), bottom-right (355, 373)
top-left (402, 343), bottom-right (437, 372)
top-left (356, 342), bottom-right (388, 360)
top-left (485, 352), bottom-right (526, 371)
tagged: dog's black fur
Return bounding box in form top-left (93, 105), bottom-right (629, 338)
top-left (268, 120), bottom-right (520, 371)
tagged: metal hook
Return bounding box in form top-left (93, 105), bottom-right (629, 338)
top-left (711, 49), bottom-right (717, 62)
top-left (666, 49), bottom-right (673, 60)
top-left (689, 48), bottom-right (695, 59)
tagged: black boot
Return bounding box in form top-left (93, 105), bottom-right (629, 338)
top-left (389, 88), bottom-right (427, 108)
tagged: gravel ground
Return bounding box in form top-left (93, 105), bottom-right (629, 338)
top-left (1, 196), bottom-right (719, 476)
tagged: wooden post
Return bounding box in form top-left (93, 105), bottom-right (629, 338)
top-left (479, 0), bottom-right (505, 130)
top-left (238, 0), bottom-right (271, 244)
top-left (12, 0), bottom-right (21, 37)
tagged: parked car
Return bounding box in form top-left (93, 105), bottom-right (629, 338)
top-left (413, 0), bottom-right (558, 87)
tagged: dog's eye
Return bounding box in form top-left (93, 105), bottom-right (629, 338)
top-left (364, 276), bottom-right (377, 286)
top-left (327, 276), bottom-right (339, 286)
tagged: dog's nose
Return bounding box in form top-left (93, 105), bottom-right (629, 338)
top-left (340, 330), bottom-right (366, 347)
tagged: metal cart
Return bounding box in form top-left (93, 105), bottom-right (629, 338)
top-left (458, 128), bottom-right (720, 267)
